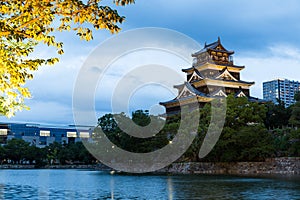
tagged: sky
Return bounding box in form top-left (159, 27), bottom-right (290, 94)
top-left (1, 0), bottom-right (300, 125)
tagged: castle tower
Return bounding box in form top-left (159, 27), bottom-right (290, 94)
top-left (160, 38), bottom-right (255, 115)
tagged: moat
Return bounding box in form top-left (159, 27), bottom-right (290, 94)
top-left (0, 169), bottom-right (299, 199)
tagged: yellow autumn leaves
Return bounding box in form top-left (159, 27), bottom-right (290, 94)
top-left (0, 0), bottom-right (134, 117)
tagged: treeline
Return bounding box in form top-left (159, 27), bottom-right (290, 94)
top-left (2, 94), bottom-right (299, 166)
top-left (97, 94), bottom-right (300, 163)
top-left (191, 94), bottom-right (300, 162)
top-left (0, 140), bottom-right (96, 167)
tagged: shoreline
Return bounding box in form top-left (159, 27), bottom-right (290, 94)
top-left (1, 157), bottom-right (299, 176)
top-left (158, 157), bottom-right (300, 175)
top-left (0, 164), bottom-right (109, 170)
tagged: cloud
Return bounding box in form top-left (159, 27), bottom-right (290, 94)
top-left (236, 44), bottom-right (300, 98)
top-left (268, 44), bottom-right (300, 60)
top-left (120, 0), bottom-right (300, 51)
top-left (0, 100), bottom-right (73, 125)
top-left (3, 1), bottom-right (300, 125)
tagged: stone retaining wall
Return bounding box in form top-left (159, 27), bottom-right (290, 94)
top-left (0, 164), bottom-right (35, 169)
top-left (0, 164), bottom-right (97, 169)
top-left (160, 157), bottom-right (300, 175)
top-left (1, 158), bottom-right (299, 175)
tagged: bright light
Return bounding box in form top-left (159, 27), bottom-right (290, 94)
top-left (40, 130), bottom-right (50, 137)
top-left (67, 131), bottom-right (77, 137)
top-left (0, 129), bottom-right (8, 136)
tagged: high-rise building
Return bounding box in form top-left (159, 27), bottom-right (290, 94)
top-left (263, 79), bottom-right (300, 107)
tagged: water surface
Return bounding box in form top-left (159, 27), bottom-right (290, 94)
top-left (0, 169), bottom-right (299, 199)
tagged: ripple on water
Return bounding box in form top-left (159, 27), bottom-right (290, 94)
top-left (0, 170), bottom-right (299, 200)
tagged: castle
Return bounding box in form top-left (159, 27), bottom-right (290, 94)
top-left (160, 37), bottom-right (258, 115)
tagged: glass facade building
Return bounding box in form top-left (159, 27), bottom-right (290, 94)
top-left (263, 79), bottom-right (300, 107)
top-left (0, 122), bottom-right (93, 147)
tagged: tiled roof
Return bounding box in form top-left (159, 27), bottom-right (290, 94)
top-left (192, 37), bottom-right (234, 56)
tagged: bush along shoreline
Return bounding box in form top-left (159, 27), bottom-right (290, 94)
top-left (0, 140), bottom-right (97, 168)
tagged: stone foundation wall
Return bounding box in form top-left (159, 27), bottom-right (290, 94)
top-left (160, 157), bottom-right (300, 175)
top-left (0, 164), bottom-right (97, 169)
top-left (0, 164), bottom-right (35, 169)
top-left (1, 158), bottom-right (299, 175)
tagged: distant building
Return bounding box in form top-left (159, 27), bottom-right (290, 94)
top-left (263, 79), bottom-right (300, 107)
top-left (0, 122), bottom-right (93, 147)
top-left (160, 37), bottom-right (260, 115)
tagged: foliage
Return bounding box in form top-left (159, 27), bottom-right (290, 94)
top-left (0, 139), bottom-right (96, 166)
top-left (287, 129), bottom-right (300, 156)
top-left (272, 128), bottom-right (300, 157)
top-left (2, 95), bottom-right (300, 167)
top-left (0, 0), bottom-right (134, 117)
top-left (96, 97), bottom-right (300, 163)
top-left (265, 100), bottom-right (292, 129)
top-left (187, 95), bottom-right (275, 162)
top-left (98, 113), bottom-right (119, 133)
top-left (228, 125), bottom-right (274, 161)
top-left (132, 110), bottom-right (151, 126)
top-left (96, 95), bottom-right (300, 162)
top-left (272, 128), bottom-right (290, 157)
top-left (0, 145), bottom-right (5, 162)
top-left (224, 95), bottom-right (266, 127)
top-left (289, 99), bottom-right (300, 127)
top-left (4, 138), bottom-right (30, 163)
top-left (97, 110), bottom-right (169, 153)
top-left (294, 92), bottom-right (300, 101)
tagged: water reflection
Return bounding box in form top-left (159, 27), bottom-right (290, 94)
top-left (0, 184), bottom-right (4, 199)
top-left (0, 170), bottom-right (299, 199)
top-left (110, 176), bottom-right (114, 200)
top-left (169, 175), bottom-right (300, 200)
top-left (167, 176), bottom-right (173, 200)
top-left (37, 169), bottom-right (49, 199)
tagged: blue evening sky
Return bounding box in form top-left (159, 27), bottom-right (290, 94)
top-left (1, 0), bottom-right (300, 125)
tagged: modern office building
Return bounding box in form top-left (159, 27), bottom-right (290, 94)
top-left (263, 79), bottom-right (300, 107)
top-left (0, 122), bottom-right (93, 147)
